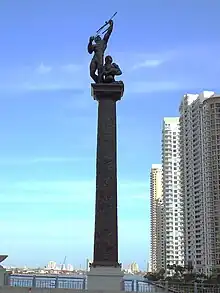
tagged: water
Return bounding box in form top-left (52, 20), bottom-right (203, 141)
top-left (124, 274), bottom-right (144, 280)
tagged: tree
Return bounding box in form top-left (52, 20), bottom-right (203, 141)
top-left (187, 261), bottom-right (193, 273)
top-left (173, 265), bottom-right (185, 279)
top-left (157, 268), bottom-right (165, 279)
top-left (144, 272), bottom-right (159, 281)
top-left (144, 268), bottom-right (165, 281)
top-left (183, 273), bottom-right (196, 283)
top-left (167, 264), bottom-right (175, 274)
top-left (206, 269), bottom-right (220, 284)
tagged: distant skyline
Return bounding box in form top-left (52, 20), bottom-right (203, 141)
top-left (1, 0), bottom-right (220, 269)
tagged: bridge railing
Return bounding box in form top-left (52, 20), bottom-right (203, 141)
top-left (5, 274), bottom-right (148, 292)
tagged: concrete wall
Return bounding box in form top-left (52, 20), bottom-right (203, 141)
top-left (0, 287), bottom-right (131, 293)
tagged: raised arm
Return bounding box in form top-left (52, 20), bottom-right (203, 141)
top-left (103, 20), bottom-right (113, 44)
top-left (88, 36), bottom-right (95, 54)
top-left (112, 63), bottom-right (122, 76)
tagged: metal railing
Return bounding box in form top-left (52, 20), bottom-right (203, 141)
top-left (7, 275), bottom-right (86, 289)
top-left (5, 274), bottom-right (154, 292)
top-left (158, 281), bottom-right (220, 293)
top-left (7, 274), bottom-right (220, 293)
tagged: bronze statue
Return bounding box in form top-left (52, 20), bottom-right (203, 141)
top-left (88, 20), bottom-right (113, 83)
top-left (101, 55), bottom-right (122, 83)
top-left (88, 13), bottom-right (123, 84)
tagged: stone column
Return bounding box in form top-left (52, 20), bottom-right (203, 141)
top-left (87, 82), bottom-right (124, 291)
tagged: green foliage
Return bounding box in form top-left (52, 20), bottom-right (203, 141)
top-left (203, 273), bottom-right (220, 284)
top-left (167, 264), bottom-right (185, 280)
top-left (183, 273), bottom-right (196, 282)
top-left (144, 272), bottom-right (159, 281)
top-left (144, 268), bottom-right (165, 281)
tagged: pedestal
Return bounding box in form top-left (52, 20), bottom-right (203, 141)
top-left (0, 268), bottom-right (6, 287)
top-left (87, 266), bottom-right (124, 291)
top-left (0, 255), bottom-right (8, 287)
top-left (87, 82), bottom-right (124, 291)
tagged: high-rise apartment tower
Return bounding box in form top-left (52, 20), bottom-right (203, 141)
top-left (179, 91), bottom-right (220, 275)
top-left (150, 164), bottom-right (163, 272)
top-left (162, 117), bottom-right (184, 274)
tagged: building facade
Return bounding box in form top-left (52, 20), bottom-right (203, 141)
top-left (162, 118), bottom-right (184, 274)
top-left (179, 91), bottom-right (220, 275)
top-left (150, 164), bottom-right (164, 272)
top-left (47, 261), bottom-right (57, 270)
top-left (203, 94), bottom-right (220, 274)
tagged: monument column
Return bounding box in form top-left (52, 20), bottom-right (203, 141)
top-left (87, 82), bottom-right (124, 291)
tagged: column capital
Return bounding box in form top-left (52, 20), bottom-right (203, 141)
top-left (91, 82), bottom-right (124, 102)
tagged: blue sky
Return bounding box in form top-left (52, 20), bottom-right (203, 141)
top-left (0, 0), bottom-right (220, 269)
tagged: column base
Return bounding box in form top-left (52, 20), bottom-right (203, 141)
top-left (87, 266), bottom-right (124, 291)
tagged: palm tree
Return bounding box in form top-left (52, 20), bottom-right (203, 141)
top-left (157, 268), bottom-right (165, 279)
top-left (175, 265), bottom-right (185, 277)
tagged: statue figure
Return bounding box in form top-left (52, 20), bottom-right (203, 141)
top-left (101, 55), bottom-right (122, 83)
top-left (88, 20), bottom-right (113, 83)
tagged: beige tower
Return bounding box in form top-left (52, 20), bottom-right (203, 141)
top-left (150, 164), bottom-right (163, 272)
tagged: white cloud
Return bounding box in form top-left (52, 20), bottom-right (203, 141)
top-left (0, 192), bottom-right (93, 204)
top-left (0, 156), bottom-right (92, 165)
top-left (0, 181), bottom-right (95, 204)
top-left (35, 63), bottom-right (52, 74)
top-left (61, 64), bottom-right (82, 73)
top-left (1, 218), bottom-right (150, 268)
top-left (128, 81), bottom-right (181, 93)
top-left (0, 191), bottom-right (150, 266)
top-left (0, 180), bottom-right (148, 204)
top-left (114, 51), bottom-right (173, 72)
top-left (0, 61), bottom-right (88, 93)
top-left (9, 179), bottom-right (94, 195)
top-left (0, 219), bottom-right (94, 241)
top-left (21, 82), bottom-right (85, 92)
top-left (132, 59), bottom-right (163, 70)
top-left (32, 157), bottom-right (91, 163)
top-left (1, 44), bottom-right (220, 94)
top-left (0, 218), bottom-right (149, 243)
top-left (0, 50), bottom-right (186, 94)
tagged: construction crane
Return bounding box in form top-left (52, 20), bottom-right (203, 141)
top-left (61, 256), bottom-right (67, 271)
